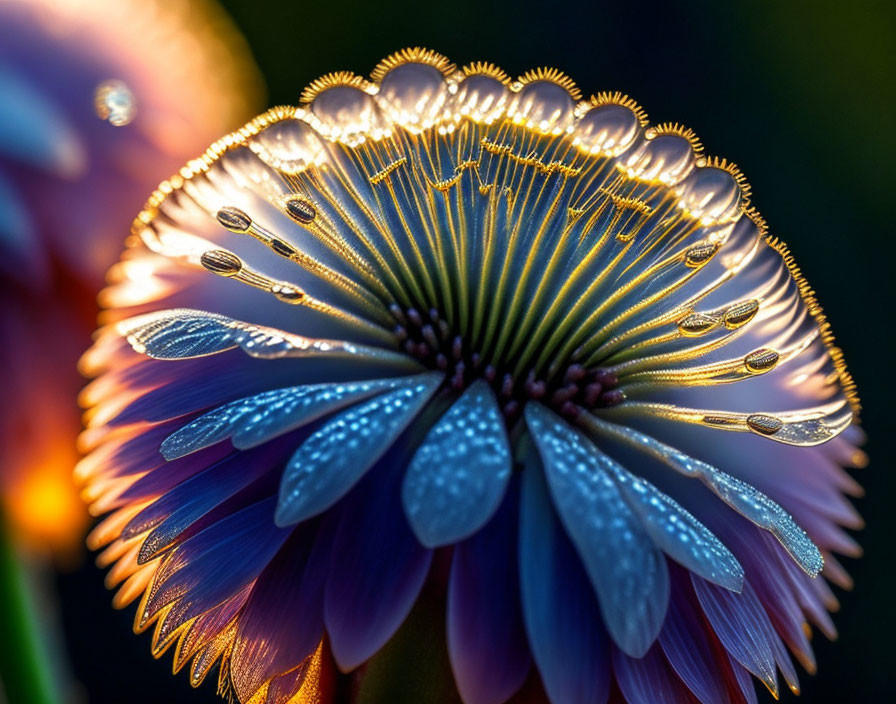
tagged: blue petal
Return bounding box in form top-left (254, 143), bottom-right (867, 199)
top-left (0, 66), bottom-right (86, 177)
top-left (275, 373), bottom-right (442, 526)
top-left (518, 448), bottom-right (610, 704)
top-left (162, 377), bottom-right (415, 459)
top-left (728, 655), bottom-right (758, 704)
top-left (579, 415), bottom-right (823, 577)
top-left (594, 457), bottom-right (743, 592)
top-left (447, 480), bottom-right (530, 704)
top-left (402, 380), bottom-right (511, 547)
top-left (524, 402), bottom-right (669, 657)
top-left (324, 458), bottom-right (433, 670)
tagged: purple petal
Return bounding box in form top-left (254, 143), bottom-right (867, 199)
top-left (324, 459), bottom-right (433, 670)
top-left (692, 575), bottom-right (779, 697)
top-left (231, 521), bottom-right (332, 701)
top-left (659, 576), bottom-right (734, 704)
top-left (448, 481), bottom-right (530, 704)
top-left (142, 497), bottom-right (291, 629)
top-left (612, 643), bottom-right (691, 704)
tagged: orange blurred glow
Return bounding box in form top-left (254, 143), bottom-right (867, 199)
top-left (4, 442), bottom-right (89, 560)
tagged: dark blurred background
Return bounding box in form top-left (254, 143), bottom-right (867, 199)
top-left (55, 0), bottom-right (894, 701)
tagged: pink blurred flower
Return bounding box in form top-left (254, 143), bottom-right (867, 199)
top-left (0, 0), bottom-right (263, 555)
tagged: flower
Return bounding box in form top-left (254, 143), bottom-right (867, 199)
top-left (0, 0), bottom-right (262, 554)
top-left (79, 49), bottom-right (866, 703)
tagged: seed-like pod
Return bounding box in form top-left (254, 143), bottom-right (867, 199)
top-left (200, 249), bottom-right (242, 276)
top-left (723, 299), bottom-right (760, 329)
top-left (284, 196), bottom-right (317, 224)
top-left (745, 348), bottom-right (780, 374)
top-left (678, 312), bottom-right (720, 337)
top-left (747, 414), bottom-right (784, 435)
top-left (684, 241), bottom-right (719, 268)
top-left (215, 206), bottom-right (252, 233)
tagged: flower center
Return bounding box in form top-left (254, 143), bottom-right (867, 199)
top-left (391, 303), bottom-right (623, 420)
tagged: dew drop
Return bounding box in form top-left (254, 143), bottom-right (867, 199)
top-left (200, 249), bottom-right (242, 276)
top-left (746, 414), bottom-right (784, 435)
top-left (94, 79), bottom-right (137, 126)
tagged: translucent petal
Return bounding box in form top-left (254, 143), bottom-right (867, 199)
top-left (612, 644), bottom-right (691, 704)
top-left (598, 459), bottom-right (744, 592)
top-left (659, 583), bottom-right (735, 704)
top-left (117, 308), bottom-right (414, 367)
top-left (161, 376), bottom-right (417, 459)
top-left (402, 380), bottom-right (512, 547)
top-left (580, 414), bottom-right (824, 576)
top-left (524, 402), bottom-right (669, 657)
top-left (275, 373), bottom-right (442, 526)
top-left (692, 576), bottom-right (779, 697)
top-left (608, 399), bottom-right (853, 447)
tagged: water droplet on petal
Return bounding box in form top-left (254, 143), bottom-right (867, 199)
top-left (94, 79), bottom-right (137, 126)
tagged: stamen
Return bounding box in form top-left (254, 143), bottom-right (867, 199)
top-left (214, 207), bottom-right (391, 322)
top-left (200, 246), bottom-right (395, 343)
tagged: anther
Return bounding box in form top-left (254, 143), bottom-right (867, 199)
top-left (483, 365), bottom-right (496, 382)
top-left (583, 382), bottom-right (603, 406)
top-left (389, 303), bottom-right (407, 324)
top-left (452, 336), bottom-right (464, 360)
top-left (723, 299), bottom-right (760, 329)
top-left (451, 362), bottom-right (466, 390)
top-left (415, 342), bottom-right (430, 358)
top-left (501, 373), bottom-right (514, 398)
top-left (524, 377), bottom-right (547, 399)
top-left (436, 353), bottom-right (448, 370)
top-left (684, 241), bottom-right (720, 268)
top-left (551, 384), bottom-right (579, 406)
top-left (746, 414), bottom-right (783, 435)
top-left (407, 308), bottom-right (423, 328)
top-left (422, 325), bottom-right (439, 349)
top-left (678, 312), bottom-right (719, 337)
top-left (598, 389), bottom-right (625, 407)
top-left (744, 348), bottom-right (779, 374)
top-left (592, 370), bottom-right (618, 388)
top-left (471, 352), bottom-right (482, 369)
top-left (564, 364), bottom-right (587, 384)
top-left (560, 401), bottom-right (580, 419)
top-left (394, 325), bottom-right (408, 341)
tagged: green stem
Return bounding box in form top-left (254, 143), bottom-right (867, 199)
top-left (0, 514), bottom-right (60, 704)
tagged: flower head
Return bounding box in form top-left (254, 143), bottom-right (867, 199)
top-left (0, 0), bottom-right (262, 553)
top-left (80, 49), bottom-right (865, 703)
